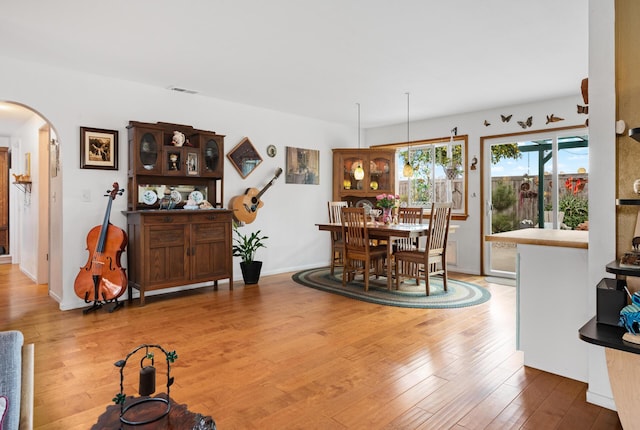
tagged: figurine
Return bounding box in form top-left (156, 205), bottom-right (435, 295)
top-left (619, 291), bottom-right (640, 334)
top-left (172, 131), bottom-right (186, 147)
top-left (169, 154), bottom-right (178, 170)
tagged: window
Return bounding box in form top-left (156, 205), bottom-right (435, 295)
top-left (372, 134), bottom-right (468, 219)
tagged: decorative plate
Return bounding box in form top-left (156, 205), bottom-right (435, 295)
top-left (142, 190), bottom-right (158, 205)
top-left (189, 190), bottom-right (204, 204)
top-left (355, 199), bottom-right (373, 211)
top-left (170, 190), bottom-right (182, 204)
top-left (266, 144), bottom-right (277, 158)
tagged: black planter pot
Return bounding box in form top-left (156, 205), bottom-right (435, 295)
top-left (240, 261), bottom-right (263, 285)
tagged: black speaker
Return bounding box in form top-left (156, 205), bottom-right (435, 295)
top-left (597, 278), bottom-right (628, 326)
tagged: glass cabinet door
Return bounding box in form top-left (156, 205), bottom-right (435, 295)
top-left (370, 156), bottom-right (391, 192)
top-left (342, 154), bottom-right (366, 191)
top-left (164, 148), bottom-right (186, 176)
top-left (202, 136), bottom-right (222, 177)
top-left (137, 130), bottom-right (162, 174)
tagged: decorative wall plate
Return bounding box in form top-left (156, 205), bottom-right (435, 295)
top-left (142, 190), bottom-right (158, 205)
top-left (266, 144), bottom-right (277, 158)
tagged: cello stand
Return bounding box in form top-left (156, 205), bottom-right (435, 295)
top-left (82, 295), bottom-right (125, 314)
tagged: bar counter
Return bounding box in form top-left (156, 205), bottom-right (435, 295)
top-left (485, 228), bottom-right (588, 249)
top-left (485, 228), bottom-right (589, 382)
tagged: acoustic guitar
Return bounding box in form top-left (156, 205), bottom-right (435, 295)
top-left (229, 168), bottom-right (282, 224)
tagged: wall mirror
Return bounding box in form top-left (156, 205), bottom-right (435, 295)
top-left (227, 137), bottom-right (262, 178)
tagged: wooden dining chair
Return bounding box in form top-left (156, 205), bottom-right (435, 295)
top-left (341, 207), bottom-right (387, 291)
top-left (395, 207), bottom-right (424, 251)
top-left (327, 201), bottom-right (348, 275)
top-left (394, 202), bottom-right (452, 295)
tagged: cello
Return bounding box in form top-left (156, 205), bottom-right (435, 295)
top-left (74, 182), bottom-right (128, 313)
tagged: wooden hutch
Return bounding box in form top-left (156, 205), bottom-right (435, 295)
top-left (125, 121), bottom-right (233, 305)
top-left (332, 148), bottom-right (396, 207)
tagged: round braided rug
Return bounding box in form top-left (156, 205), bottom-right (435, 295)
top-left (292, 267), bottom-right (491, 309)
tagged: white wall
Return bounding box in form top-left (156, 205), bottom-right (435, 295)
top-left (584, 0), bottom-right (617, 410)
top-left (365, 95), bottom-right (585, 274)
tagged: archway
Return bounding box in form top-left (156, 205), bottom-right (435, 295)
top-left (0, 101), bottom-right (56, 289)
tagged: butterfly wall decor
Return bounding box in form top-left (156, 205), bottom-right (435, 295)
top-left (484, 120), bottom-right (491, 127)
top-left (577, 105), bottom-right (589, 114)
top-left (545, 114), bottom-right (564, 124)
top-left (517, 116), bottom-right (533, 129)
top-left (501, 114), bottom-right (512, 123)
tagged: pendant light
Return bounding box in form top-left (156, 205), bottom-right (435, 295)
top-left (402, 92), bottom-right (414, 178)
top-left (353, 102), bottom-right (365, 181)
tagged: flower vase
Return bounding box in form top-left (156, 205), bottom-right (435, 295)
top-left (382, 208), bottom-right (393, 224)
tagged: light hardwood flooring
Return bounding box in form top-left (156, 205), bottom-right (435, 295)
top-left (0, 264), bottom-right (622, 429)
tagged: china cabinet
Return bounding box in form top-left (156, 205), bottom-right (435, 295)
top-left (125, 121), bottom-right (232, 305)
top-left (332, 148), bottom-right (396, 207)
top-left (127, 121), bottom-right (225, 210)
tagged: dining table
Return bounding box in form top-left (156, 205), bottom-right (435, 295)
top-left (316, 222), bottom-right (458, 290)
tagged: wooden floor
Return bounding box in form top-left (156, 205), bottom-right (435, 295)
top-left (0, 264), bottom-right (622, 429)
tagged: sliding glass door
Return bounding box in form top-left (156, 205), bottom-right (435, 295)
top-left (482, 128), bottom-right (588, 278)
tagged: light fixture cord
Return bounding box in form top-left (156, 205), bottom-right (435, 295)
top-left (406, 92), bottom-right (410, 160)
top-left (357, 102), bottom-right (361, 149)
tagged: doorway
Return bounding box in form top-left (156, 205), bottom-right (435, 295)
top-left (481, 127), bottom-right (589, 278)
top-left (0, 101), bottom-right (52, 286)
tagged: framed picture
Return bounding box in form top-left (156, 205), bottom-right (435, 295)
top-left (285, 146), bottom-right (319, 184)
top-left (187, 151), bottom-right (199, 175)
top-left (227, 137), bottom-right (262, 178)
top-left (80, 127), bottom-right (118, 170)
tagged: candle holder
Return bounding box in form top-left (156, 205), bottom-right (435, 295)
top-left (113, 344), bottom-right (178, 426)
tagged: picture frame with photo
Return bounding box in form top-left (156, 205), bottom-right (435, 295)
top-left (80, 126), bottom-right (118, 170)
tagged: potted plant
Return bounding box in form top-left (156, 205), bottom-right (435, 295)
top-left (232, 224), bottom-right (268, 285)
top-left (435, 147), bottom-right (462, 179)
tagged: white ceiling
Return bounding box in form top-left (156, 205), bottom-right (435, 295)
top-left (0, 0), bottom-right (588, 132)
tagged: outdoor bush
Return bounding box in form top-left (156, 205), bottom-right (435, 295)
top-left (492, 213), bottom-right (517, 233)
top-left (559, 194), bottom-right (588, 229)
top-left (492, 182), bottom-right (516, 212)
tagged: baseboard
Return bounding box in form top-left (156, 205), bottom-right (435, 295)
top-left (0, 254), bottom-right (12, 265)
top-left (586, 390), bottom-right (617, 411)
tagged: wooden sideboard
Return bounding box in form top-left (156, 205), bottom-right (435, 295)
top-left (125, 210), bottom-right (233, 306)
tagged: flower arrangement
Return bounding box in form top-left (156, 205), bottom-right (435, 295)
top-left (375, 193), bottom-right (399, 209)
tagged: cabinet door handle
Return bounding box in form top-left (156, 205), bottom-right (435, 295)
top-left (186, 247), bottom-right (190, 256)
top-left (163, 216), bottom-right (173, 223)
top-left (206, 215), bottom-right (216, 221)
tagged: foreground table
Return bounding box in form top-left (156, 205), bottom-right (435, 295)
top-left (92, 394), bottom-right (216, 429)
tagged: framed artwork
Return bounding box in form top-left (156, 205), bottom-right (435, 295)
top-left (285, 146), bottom-right (319, 185)
top-left (187, 151), bottom-right (199, 175)
top-left (50, 139), bottom-right (59, 178)
top-left (80, 127), bottom-right (118, 170)
top-left (227, 137), bottom-right (262, 178)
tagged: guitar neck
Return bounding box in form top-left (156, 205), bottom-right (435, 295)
top-left (253, 169), bottom-right (282, 201)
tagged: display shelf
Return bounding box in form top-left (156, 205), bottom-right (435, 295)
top-left (616, 198), bottom-right (640, 205)
top-left (606, 260), bottom-right (640, 277)
top-left (13, 181), bottom-right (32, 193)
top-left (579, 317), bottom-right (640, 355)
top-left (628, 127), bottom-right (640, 142)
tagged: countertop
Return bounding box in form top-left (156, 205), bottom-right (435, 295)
top-left (485, 228), bottom-right (588, 249)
